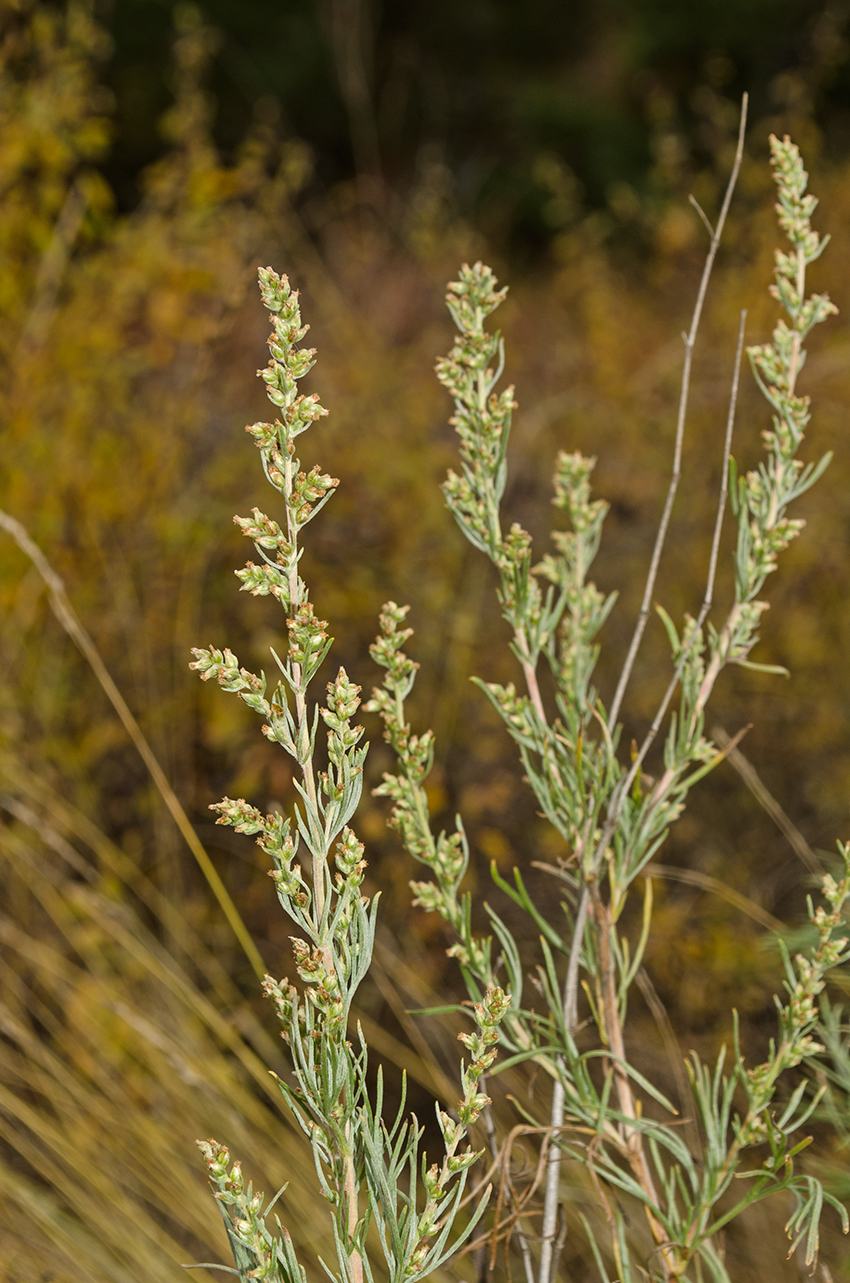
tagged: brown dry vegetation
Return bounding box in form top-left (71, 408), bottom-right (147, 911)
top-left (3, 3), bottom-right (850, 1279)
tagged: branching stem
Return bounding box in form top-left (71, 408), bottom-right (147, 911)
top-left (608, 94), bottom-right (748, 729)
top-left (591, 309), bottom-right (747, 874)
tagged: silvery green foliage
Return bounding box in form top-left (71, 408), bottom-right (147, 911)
top-left (369, 137), bottom-right (849, 1280)
top-left (191, 269), bottom-right (509, 1283)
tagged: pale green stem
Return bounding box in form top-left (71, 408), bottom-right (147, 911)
top-left (284, 452), bottom-right (325, 927)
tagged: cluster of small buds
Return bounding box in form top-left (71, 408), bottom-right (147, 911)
top-left (245, 419), bottom-right (280, 451)
top-left (496, 523), bottom-right (539, 616)
top-left (804, 852), bottom-right (850, 960)
top-left (369, 597), bottom-right (498, 981)
top-left (445, 1096), bottom-right (490, 1140)
top-left (198, 1138), bottom-right (239, 1190)
top-left (482, 682), bottom-right (536, 746)
top-left (744, 1059), bottom-right (774, 1100)
top-left (535, 453), bottom-right (615, 709)
top-left (404, 1242), bottom-right (429, 1279)
top-left (268, 864), bottom-right (309, 910)
top-left (819, 861), bottom-right (850, 909)
top-left (235, 559), bottom-right (290, 603)
top-left (261, 688), bottom-right (298, 756)
top-left (286, 602), bottom-right (331, 676)
top-left (745, 507), bottom-right (804, 558)
top-left (814, 935), bottom-right (850, 969)
top-left (428, 832), bottom-right (465, 887)
top-left (435, 263), bottom-right (519, 561)
top-left (266, 453), bottom-right (287, 491)
top-left (721, 599), bottom-right (769, 663)
top-left (287, 465), bottom-right (339, 525)
top-left (438, 266), bottom-right (619, 891)
top-left (743, 846), bottom-right (850, 1130)
top-left (366, 604), bottom-right (419, 720)
top-left (256, 267), bottom-right (328, 444)
top-left (189, 646), bottom-right (270, 710)
top-left (367, 609), bottom-right (441, 836)
top-left (374, 721), bottom-right (433, 787)
top-left (197, 1139), bottom-right (282, 1281)
top-left (551, 451), bottom-right (609, 532)
top-left (256, 809), bottom-right (296, 860)
top-left (441, 472), bottom-right (491, 550)
top-left (233, 509), bottom-right (298, 604)
top-left (537, 540), bottom-right (575, 608)
top-left (402, 730), bottom-right (434, 782)
top-left (210, 796), bottom-right (266, 835)
top-left (778, 856), bottom-right (850, 1059)
top-left (669, 623), bottom-right (712, 745)
top-left (335, 826), bottom-right (366, 883)
top-left (408, 839), bottom-right (491, 972)
top-left (449, 382), bottom-right (516, 464)
top-left (787, 965), bottom-right (820, 1029)
top-left (234, 507), bottom-right (291, 553)
top-left (366, 684), bottom-right (401, 735)
top-left (208, 798), bottom-right (308, 908)
top-left (413, 1146), bottom-right (478, 1247)
top-left (319, 767), bottom-right (350, 807)
top-left (406, 986), bottom-right (510, 1274)
top-left (437, 321), bottom-right (501, 391)
top-left (737, 1112), bottom-right (770, 1147)
top-left (330, 828), bottom-right (368, 936)
top-left (373, 772), bottom-right (433, 863)
top-left (769, 135), bottom-right (828, 257)
top-left (444, 935), bottom-right (492, 976)
top-left (378, 601), bottom-right (412, 634)
top-left (554, 617), bottom-right (606, 711)
top-left (268, 835), bottom-right (309, 909)
top-left (734, 134), bottom-right (838, 636)
top-left (259, 279), bottom-right (310, 350)
top-left (460, 989), bottom-right (510, 1072)
top-left (444, 989), bottom-right (511, 1137)
top-left (321, 669), bottom-right (363, 767)
top-left (444, 261), bottom-right (508, 331)
top-left (290, 938), bottom-right (344, 1025)
top-left (788, 1033), bottom-right (823, 1064)
top-left (409, 879), bottom-right (445, 914)
top-left (262, 973), bottom-right (303, 1044)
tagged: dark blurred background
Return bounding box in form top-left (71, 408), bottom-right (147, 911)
top-left (106, 0), bottom-right (850, 250)
top-left (3, 1), bottom-right (850, 1278)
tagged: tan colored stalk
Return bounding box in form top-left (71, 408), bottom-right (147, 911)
top-left (608, 95), bottom-right (748, 729)
top-left (592, 889), bottom-right (680, 1280)
top-left (586, 307), bottom-right (747, 876)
